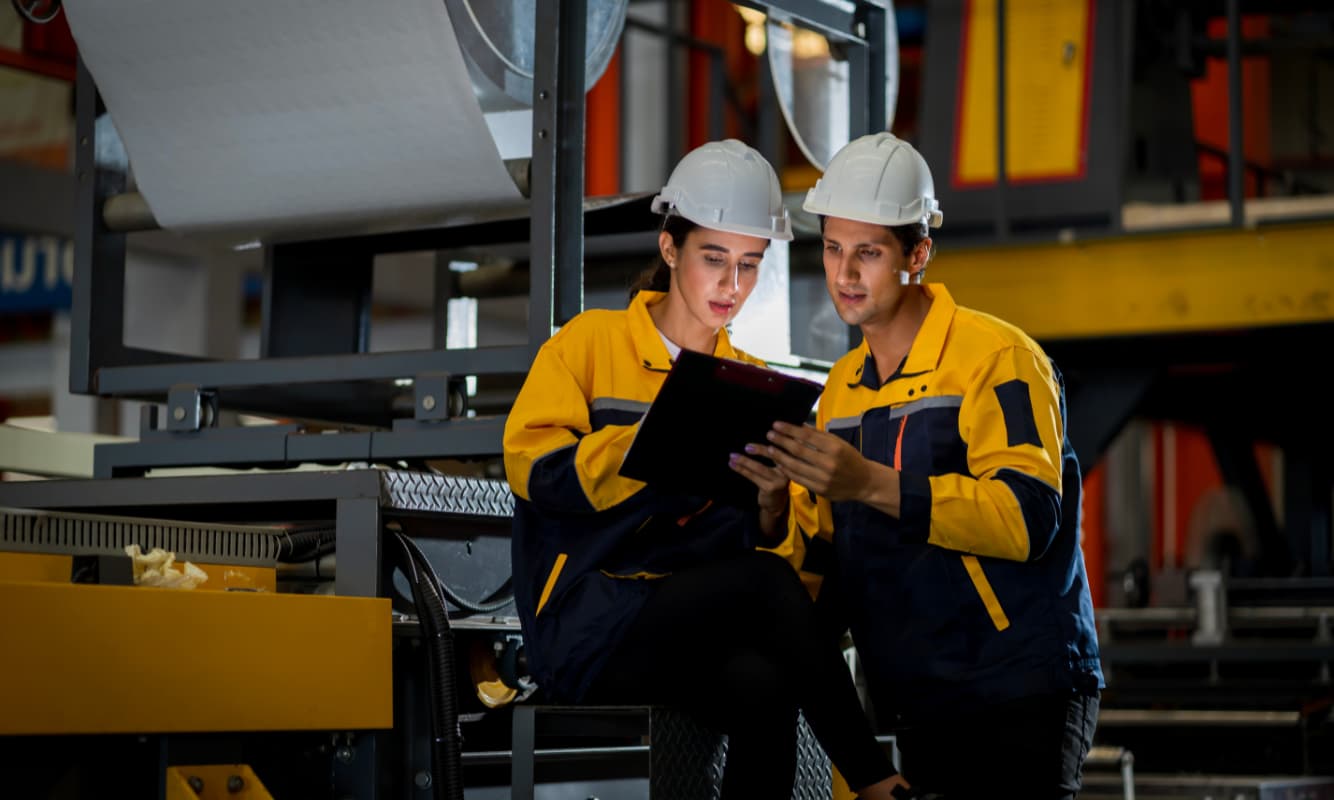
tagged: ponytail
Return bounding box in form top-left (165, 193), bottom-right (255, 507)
top-left (628, 213), bottom-right (699, 301)
top-left (628, 261), bottom-right (671, 300)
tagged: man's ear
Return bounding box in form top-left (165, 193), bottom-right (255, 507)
top-left (910, 237), bottom-right (933, 273)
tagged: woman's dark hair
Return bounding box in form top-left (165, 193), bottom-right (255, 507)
top-left (629, 213), bottom-right (699, 300)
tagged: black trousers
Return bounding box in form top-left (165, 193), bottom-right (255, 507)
top-left (586, 550), bottom-right (894, 799)
top-left (893, 690), bottom-right (1100, 799)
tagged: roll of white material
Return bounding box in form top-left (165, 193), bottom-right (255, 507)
top-left (63, 0), bottom-right (525, 240)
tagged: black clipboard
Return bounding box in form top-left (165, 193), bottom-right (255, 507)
top-left (618, 349), bottom-right (824, 507)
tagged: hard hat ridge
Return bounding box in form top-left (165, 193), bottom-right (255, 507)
top-left (651, 139), bottom-right (793, 241)
top-left (802, 132), bottom-right (943, 229)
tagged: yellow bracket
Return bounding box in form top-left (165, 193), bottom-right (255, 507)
top-left (166, 765), bottom-right (272, 800)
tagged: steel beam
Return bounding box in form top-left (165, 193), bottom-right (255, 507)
top-left (70, 58), bottom-right (129, 395)
top-left (740, 0), bottom-right (873, 43)
top-left (939, 221), bottom-right (1334, 341)
top-left (529, 0), bottom-right (587, 346)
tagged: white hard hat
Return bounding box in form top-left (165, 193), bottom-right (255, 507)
top-left (651, 139), bottom-right (793, 241)
top-left (803, 132), bottom-right (943, 228)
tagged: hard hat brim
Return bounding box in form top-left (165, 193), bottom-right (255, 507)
top-left (653, 194), bottom-right (794, 241)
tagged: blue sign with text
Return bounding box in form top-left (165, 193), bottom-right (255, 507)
top-left (0, 233), bottom-right (74, 312)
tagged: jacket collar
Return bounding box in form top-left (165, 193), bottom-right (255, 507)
top-left (628, 290), bottom-right (744, 371)
top-left (853, 283), bottom-right (956, 389)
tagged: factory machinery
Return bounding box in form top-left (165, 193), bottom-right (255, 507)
top-left (0, 1), bottom-right (896, 797)
top-left (2, 0), bottom-right (1334, 798)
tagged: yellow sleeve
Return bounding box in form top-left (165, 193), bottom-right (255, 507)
top-left (909, 345), bottom-right (1065, 561)
top-left (502, 329), bottom-right (646, 513)
top-left (783, 481), bottom-right (836, 596)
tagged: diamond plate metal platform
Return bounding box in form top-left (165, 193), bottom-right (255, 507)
top-left (377, 470), bottom-right (514, 517)
top-left (649, 708), bottom-right (832, 800)
top-left (512, 705), bottom-right (833, 800)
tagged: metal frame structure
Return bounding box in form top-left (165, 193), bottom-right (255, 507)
top-left (0, 467), bottom-right (515, 599)
top-left (3, 4), bottom-right (893, 793)
top-left (15, 0), bottom-right (898, 569)
top-left (68, 0), bottom-right (889, 477)
top-left (71, 0), bottom-right (596, 471)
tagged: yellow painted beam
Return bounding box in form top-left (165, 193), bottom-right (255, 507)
top-left (0, 581), bottom-right (391, 734)
top-left (940, 221), bottom-right (1334, 340)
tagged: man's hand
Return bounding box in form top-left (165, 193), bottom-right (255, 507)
top-left (763, 422), bottom-right (873, 501)
top-left (762, 422), bottom-right (903, 517)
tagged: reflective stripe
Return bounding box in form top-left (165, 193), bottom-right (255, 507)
top-left (887, 395), bottom-right (963, 419)
top-left (535, 553), bottom-right (568, 617)
top-left (827, 414), bottom-right (863, 433)
top-left (590, 397), bottom-right (652, 415)
top-left (961, 555), bottom-right (1011, 631)
top-left (589, 398), bottom-right (652, 431)
top-left (827, 395), bottom-right (963, 434)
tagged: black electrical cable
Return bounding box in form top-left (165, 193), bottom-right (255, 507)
top-left (396, 532), bottom-right (514, 615)
top-left (394, 531), bottom-right (464, 800)
top-left (275, 527), bottom-right (336, 563)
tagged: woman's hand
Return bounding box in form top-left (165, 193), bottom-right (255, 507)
top-left (729, 446), bottom-right (789, 537)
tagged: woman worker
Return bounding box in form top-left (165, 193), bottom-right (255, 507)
top-left (503, 139), bottom-right (909, 799)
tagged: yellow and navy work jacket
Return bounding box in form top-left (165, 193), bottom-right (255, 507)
top-left (790, 284), bottom-right (1103, 721)
top-left (504, 290), bottom-right (786, 701)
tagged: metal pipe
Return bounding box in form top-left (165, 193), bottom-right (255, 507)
top-left (101, 191), bottom-right (158, 232)
top-left (1226, 0), bottom-right (1244, 227)
top-left (276, 554), bottom-right (336, 579)
top-left (461, 744), bottom-right (649, 766)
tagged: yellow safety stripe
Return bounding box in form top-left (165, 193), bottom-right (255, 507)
top-left (961, 555), bottom-right (1011, 631)
top-left (535, 553), bottom-right (568, 617)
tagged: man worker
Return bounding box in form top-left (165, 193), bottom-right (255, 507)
top-left (760, 132), bottom-right (1103, 797)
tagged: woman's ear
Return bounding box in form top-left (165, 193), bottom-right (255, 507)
top-left (658, 230), bottom-right (676, 267)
